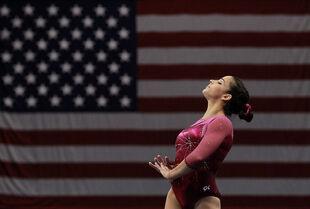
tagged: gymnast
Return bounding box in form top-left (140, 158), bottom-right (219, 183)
top-left (149, 75), bottom-right (253, 209)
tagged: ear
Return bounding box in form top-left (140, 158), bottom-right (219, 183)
top-left (222, 93), bottom-right (232, 102)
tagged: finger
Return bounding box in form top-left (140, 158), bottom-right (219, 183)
top-left (148, 162), bottom-right (160, 172)
top-left (157, 155), bottom-right (165, 164)
top-left (154, 157), bottom-right (160, 166)
top-left (165, 156), bottom-right (172, 169)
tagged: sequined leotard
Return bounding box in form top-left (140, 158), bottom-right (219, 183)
top-left (172, 115), bottom-right (234, 209)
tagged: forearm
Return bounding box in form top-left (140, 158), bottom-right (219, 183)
top-left (168, 160), bottom-right (194, 181)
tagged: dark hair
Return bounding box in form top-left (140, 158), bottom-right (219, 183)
top-left (223, 76), bottom-right (253, 122)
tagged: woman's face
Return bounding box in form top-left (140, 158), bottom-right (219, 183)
top-left (202, 75), bottom-right (234, 101)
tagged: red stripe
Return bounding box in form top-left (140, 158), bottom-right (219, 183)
top-left (1, 129), bottom-right (309, 145)
top-left (138, 65), bottom-right (310, 80)
top-left (137, 0), bottom-right (310, 14)
top-left (138, 32), bottom-right (310, 47)
top-left (0, 195), bottom-right (309, 207)
top-left (0, 162), bottom-right (308, 178)
top-left (139, 98), bottom-right (310, 112)
top-left (0, 129), bottom-right (310, 146)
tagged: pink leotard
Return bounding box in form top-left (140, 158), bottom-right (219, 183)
top-left (172, 115), bottom-right (234, 209)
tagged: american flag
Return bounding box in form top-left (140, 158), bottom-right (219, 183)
top-left (1, 0), bottom-right (310, 208)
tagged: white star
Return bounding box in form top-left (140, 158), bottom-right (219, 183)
top-left (38, 84), bottom-right (48, 95)
top-left (3, 74), bottom-right (13, 85)
top-left (109, 84), bottom-right (120, 95)
top-left (97, 51), bottom-right (107, 62)
top-left (50, 95), bottom-right (61, 106)
top-left (71, 28), bottom-right (82, 40)
top-left (37, 61), bottom-right (48, 73)
top-left (1, 28), bottom-right (10, 40)
top-left (37, 39), bottom-right (47, 50)
top-left (13, 63), bottom-right (24, 74)
top-left (121, 74), bottom-right (131, 85)
top-left (72, 51), bottom-right (83, 62)
top-left (47, 28), bottom-right (58, 39)
top-left (74, 96), bottom-right (84, 106)
top-left (71, 5), bottom-right (82, 16)
top-left (26, 96), bottom-right (37, 107)
top-left (48, 4), bottom-right (58, 16)
top-left (83, 16), bottom-right (93, 27)
top-left (1, 51), bottom-right (11, 62)
top-left (119, 5), bottom-right (129, 16)
top-left (61, 62), bottom-right (71, 73)
top-left (3, 97), bottom-right (13, 107)
top-left (97, 74), bottom-right (107, 85)
top-left (85, 84), bottom-right (96, 95)
top-left (107, 39), bottom-right (118, 50)
top-left (14, 85), bottom-right (25, 96)
top-left (94, 28), bottom-right (105, 40)
top-left (118, 28), bottom-right (129, 39)
top-left (120, 50), bottom-right (130, 62)
top-left (23, 4), bottom-right (34, 16)
top-left (84, 63), bottom-right (95, 73)
top-left (59, 16), bottom-right (70, 27)
top-left (12, 17), bottom-right (22, 28)
top-left (109, 62), bottom-right (119, 73)
top-left (0, 5), bottom-right (10, 17)
top-left (49, 50), bottom-right (59, 61)
top-left (61, 84), bottom-right (72, 95)
top-left (49, 72), bottom-right (59, 83)
top-left (24, 29), bottom-right (34, 40)
top-left (84, 39), bottom-right (94, 50)
top-left (13, 39), bottom-right (23, 50)
top-left (35, 17), bottom-right (46, 28)
top-left (26, 73), bottom-right (36, 84)
top-left (73, 74), bottom-right (84, 84)
top-left (120, 96), bottom-right (131, 107)
top-left (97, 96), bottom-right (107, 107)
top-left (106, 16), bottom-right (117, 28)
top-left (94, 5), bottom-right (105, 16)
top-left (59, 39), bottom-right (70, 50)
top-left (25, 50), bottom-right (35, 62)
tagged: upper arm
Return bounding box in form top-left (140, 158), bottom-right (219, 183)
top-left (185, 117), bottom-right (232, 168)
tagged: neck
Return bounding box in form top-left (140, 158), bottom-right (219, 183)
top-left (201, 100), bottom-right (225, 119)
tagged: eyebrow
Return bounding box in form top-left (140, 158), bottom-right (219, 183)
top-left (220, 78), bottom-right (225, 83)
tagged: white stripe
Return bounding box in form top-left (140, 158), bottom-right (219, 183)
top-left (1, 113), bottom-right (310, 130)
top-left (138, 80), bottom-right (310, 97)
top-left (0, 177), bottom-right (309, 196)
top-left (137, 15), bottom-right (310, 32)
top-left (0, 145), bottom-right (309, 163)
top-left (138, 48), bottom-right (310, 64)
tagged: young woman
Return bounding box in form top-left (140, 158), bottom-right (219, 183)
top-left (149, 75), bottom-right (253, 209)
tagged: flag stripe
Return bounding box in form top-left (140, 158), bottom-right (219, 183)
top-left (1, 129), bottom-right (309, 145)
top-left (1, 112), bottom-right (310, 130)
top-left (0, 162), bottom-right (308, 178)
top-left (137, 15), bottom-right (310, 32)
top-left (138, 98), bottom-right (310, 112)
top-left (138, 65), bottom-right (310, 80)
top-left (1, 113), bottom-right (310, 130)
top-left (0, 195), bottom-right (309, 207)
top-left (0, 177), bottom-right (309, 195)
top-left (137, 0), bottom-right (310, 15)
top-left (138, 48), bottom-right (310, 64)
top-left (138, 32), bottom-right (310, 47)
top-left (138, 80), bottom-right (310, 97)
top-left (1, 145), bottom-right (309, 163)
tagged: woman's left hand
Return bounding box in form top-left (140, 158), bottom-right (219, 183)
top-left (149, 155), bottom-right (174, 182)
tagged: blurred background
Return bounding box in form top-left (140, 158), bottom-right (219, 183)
top-left (1, 0), bottom-right (310, 209)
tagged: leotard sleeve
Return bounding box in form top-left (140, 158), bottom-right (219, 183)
top-left (184, 117), bottom-right (232, 168)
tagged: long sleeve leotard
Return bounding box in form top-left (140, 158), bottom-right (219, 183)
top-left (172, 115), bottom-right (234, 209)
